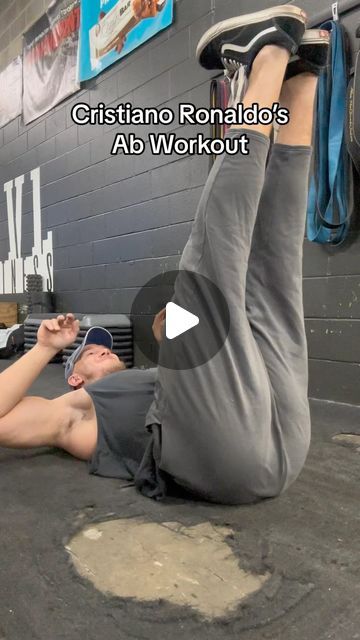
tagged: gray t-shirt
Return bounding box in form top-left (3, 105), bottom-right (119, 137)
top-left (85, 368), bottom-right (157, 480)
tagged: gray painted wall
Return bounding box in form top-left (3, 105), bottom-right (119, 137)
top-left (0, 0), bottom-right (48, 70)
top-left (0, 0), bottom-right (359, 405)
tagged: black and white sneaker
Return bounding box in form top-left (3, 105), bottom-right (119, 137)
top-left (285, 29), bottom-right (331, 80)
top-left (196, 5), bottom-right (307, 74)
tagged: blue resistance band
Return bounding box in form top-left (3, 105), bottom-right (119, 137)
top-left (307, 19), bottom-right (351, 245)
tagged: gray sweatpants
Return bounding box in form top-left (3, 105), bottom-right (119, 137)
top-left (147, 129), bottom-right (312, 504)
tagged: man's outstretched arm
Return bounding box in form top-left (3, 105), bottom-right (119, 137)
top-left (0, 314), bottom-right (79, 419)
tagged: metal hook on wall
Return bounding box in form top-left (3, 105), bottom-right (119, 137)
top-left (332, 2), bottom-right (339, 21)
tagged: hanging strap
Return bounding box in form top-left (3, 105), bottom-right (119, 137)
top-left (345, 25), bottom-right (360, 175)
top-left (307, 19), bottom-right (352, 246)
top-left (209, 75), bottom-right (231, 170)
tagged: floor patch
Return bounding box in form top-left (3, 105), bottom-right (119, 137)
top-left (332, 433), bottom-right (360, 451)
top-left (66, 518), bottom-right (269, 619)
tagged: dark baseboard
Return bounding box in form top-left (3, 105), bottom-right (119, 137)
top-left (309, 397), bottom-right (360, 435)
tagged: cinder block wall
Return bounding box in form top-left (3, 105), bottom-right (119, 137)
top-left (0, 0), bottom-right (359, 404)
top-left (0, 0), bottom-right (48, 69)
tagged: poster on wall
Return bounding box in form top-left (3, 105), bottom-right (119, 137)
top-left (0, 57), bottom-right (22, 128)
top-left (78, 0), bottom-right (174, 82)
top-left (23, 0), bottom-right (80, 124)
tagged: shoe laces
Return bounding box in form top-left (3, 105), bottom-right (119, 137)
top-left (222, 55), bottom-right (242, 74)
top-left (227, 65), bottom-right (248, 109)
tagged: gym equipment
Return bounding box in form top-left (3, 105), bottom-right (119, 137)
top-left (345, 25), bottom-right (360, 175)
top-left (307, 18), bottom-right (353, 245)
top-left (25, 274), bottom-right (54, 315)
top-left (0, 325), bottom-right (24, 358)
top-left (209, 75), bottom-right (231, 168)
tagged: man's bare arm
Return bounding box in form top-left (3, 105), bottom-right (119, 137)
top-left (0, 395), bottom-right (73, 449)
top-left (0, 314), bottom-right (80, 419)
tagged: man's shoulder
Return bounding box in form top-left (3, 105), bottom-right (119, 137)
top-left (86, 368), bottom-right (158, 392)
top-left (54, 388), bottom-right (93, 415)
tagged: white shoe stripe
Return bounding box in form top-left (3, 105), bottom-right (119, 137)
top-left (221, 26), bottom-right (277, 55)
top-left (196, 6), bottom-right (306, 60)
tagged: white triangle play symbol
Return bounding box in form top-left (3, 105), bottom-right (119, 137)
top-left (165, 302), bottom-right (200, 340)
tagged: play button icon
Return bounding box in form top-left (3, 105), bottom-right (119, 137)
top-left (165, 302), bottom-right (199, 340)
top-left (130, 269), bottom-right (230, 370)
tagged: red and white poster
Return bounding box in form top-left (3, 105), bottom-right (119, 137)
top-left (0, 57), bottom-right (22, 128)
top-left (23, 0), bottom-right (80, 124)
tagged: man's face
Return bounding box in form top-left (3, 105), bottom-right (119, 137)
top-left (71, 343), bottom-right (126, 387)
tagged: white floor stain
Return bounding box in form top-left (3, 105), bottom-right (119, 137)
top-left (333, 433), bottom-right (360, 452)
top-left (67, 518), bottom-right (269, 619)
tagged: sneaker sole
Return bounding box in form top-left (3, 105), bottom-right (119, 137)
top-left (289, 30), bottom-right (330, 63)
top-left (299, 29), bottom-right (330, 45)
top-left (196, 4), bottom-right (307, 61)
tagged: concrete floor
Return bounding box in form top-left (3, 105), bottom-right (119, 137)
top-left (0, 356), bottom-right (359, 640)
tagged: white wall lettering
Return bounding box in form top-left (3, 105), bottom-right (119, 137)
top-left (0, 167), bottom-right (54, 294)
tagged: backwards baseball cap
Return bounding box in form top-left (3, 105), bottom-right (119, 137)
top-left (65, 326), bottom-right (113, 381)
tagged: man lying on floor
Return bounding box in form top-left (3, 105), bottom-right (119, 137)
top-left (0, 314), bottom-right (159, 481)
top-left (0, 4), bottom-right (330, 505)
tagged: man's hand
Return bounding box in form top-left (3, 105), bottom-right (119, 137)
top-left (132, 0), bottom-right (157, 20)
top-left (152, 308), bottom-right (166, 344)
top-left (37, 314), bottom-right (80, 353)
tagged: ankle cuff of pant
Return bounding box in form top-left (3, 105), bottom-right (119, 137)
top-left (227, 127), bottom-right (271, 147)
top-left (272, 142), bottom-right (313, 154)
